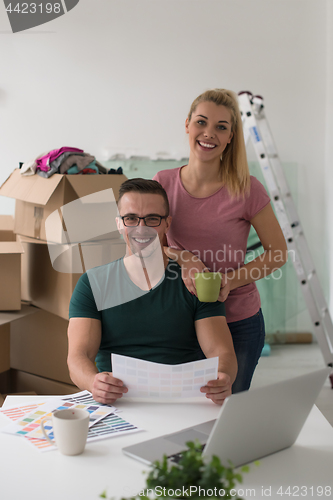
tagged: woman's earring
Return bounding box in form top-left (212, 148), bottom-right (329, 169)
top-left (220, 154), bottom-right (223, 161)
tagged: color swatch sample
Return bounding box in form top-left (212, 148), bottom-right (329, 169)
top-left (0, 402), bottom-right (45, 422)
top-left (87, 412), bottom-right (140, 441)
top-left (0, 391), bottom-right (107, 423)
top-left (112, 354), bottom-right (219, 399)
top-left (1, 397), bottom-right (115, 439)
top-left (0, 390), bottom-right (141, 453)
top-left (25, 411), bottom-right (140, 453)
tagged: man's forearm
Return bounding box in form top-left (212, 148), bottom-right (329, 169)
top-left (203, 344), bottom-right (237, 384)
top-left (216, 351), bottom-right (238, 384)
top-left (67, 354), bottom-right (99, 393)
top-left (196, 317), bottom-right (238, 384)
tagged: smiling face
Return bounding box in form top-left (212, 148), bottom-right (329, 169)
top-left (117, 192), bottom-right (171, 258)
top-left (185, 101), bottom-right (233, 162)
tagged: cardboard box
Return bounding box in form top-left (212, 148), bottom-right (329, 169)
top-left (0, 324), bottom-right (10, 374)
top-left (0, 241), bottom-right (24, 311)
top-left (0, 215), bottom-right (16, 241)
top-left (19, 234), bottom-right (80, 311)
top-left (0, 369), bottom-right (12, 394)
top-left (6, 369), bottom-right (78, 396)
top-left (0, 303), bottom-right (38, 327)
top-left (0, 169), bottom-right (127, 242)
top-left (1, 305), bottom-right (38, 377)
top-left (10, 308), bottom-right (73, 384)
top-left (0, 216), bottom-right (23, 311)
top-left (19, 235), bottom-right (126, 319)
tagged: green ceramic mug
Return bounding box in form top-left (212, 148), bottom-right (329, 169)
top-left (194, 272), bottom-right (222, 302)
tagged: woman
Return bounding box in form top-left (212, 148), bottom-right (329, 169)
top-left (153, 88), bottom-right (288, 392)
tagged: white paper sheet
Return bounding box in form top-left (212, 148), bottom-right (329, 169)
top-left (112, 354), bottom-right (218, 400)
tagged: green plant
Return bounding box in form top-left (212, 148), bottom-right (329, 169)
top-left (101, 441), bottom-right (255, 500)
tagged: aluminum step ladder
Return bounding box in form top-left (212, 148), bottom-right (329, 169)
top-left (238, 91), bottom-right (333, 380)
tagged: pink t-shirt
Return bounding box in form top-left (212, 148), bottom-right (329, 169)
top-left (153, 167), bottom-right (271, 323)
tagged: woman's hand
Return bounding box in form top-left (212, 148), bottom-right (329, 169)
top-left (165, 247), bottom-right (208, 295)
top-left (180, 252), bottom-right (209, 295)
top-left (165, 247), bottom-right (231, 300)
top-left (217, 273), bottom-right (230, 302)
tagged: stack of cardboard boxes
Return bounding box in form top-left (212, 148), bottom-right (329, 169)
top-left (0, 169), bottom-right (127, 401)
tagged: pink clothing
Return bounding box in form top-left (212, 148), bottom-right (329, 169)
top-left (153, 167), bottom-right (270, 322)
top-left (36, 147), bottom-right (84, 172)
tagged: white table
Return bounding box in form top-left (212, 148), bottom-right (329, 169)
top-left (0, 395), bottom-right (332, 500)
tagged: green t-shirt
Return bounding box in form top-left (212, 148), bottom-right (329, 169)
top-left (69, 259), bottom-right (225, 372)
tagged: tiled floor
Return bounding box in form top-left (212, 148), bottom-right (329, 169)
top-left (251, 343), bottom-right (333, 426)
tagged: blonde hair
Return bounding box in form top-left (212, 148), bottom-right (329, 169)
top-left (188, 88), bottom-right (250, 197)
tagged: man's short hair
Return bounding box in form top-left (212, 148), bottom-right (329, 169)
top-left (118, 178), bottom-right (170, 216)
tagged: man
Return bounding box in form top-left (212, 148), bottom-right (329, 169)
top-left (67, 178), bottom-right (237, 405)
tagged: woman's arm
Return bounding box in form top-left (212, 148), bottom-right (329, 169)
top-left (162, 232), bottom-right (208, 294)
top-left (226, 203), bottom-right (288, 291)
top-left (162, 238), bottom-right (229, 300)
top-left (162, 203), bottom-right (287, 299)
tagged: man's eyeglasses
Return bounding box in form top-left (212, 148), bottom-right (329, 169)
top-left (119, 215), bottom-right (168, 227)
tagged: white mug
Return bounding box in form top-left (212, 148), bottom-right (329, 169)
top-left (41, 408), bottom-right (89, 456)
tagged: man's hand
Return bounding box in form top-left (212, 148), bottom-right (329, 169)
top-left (217, 273), bottom-right (230, 302)
top-left (91, 372), bottom-right (128, 404)
top-left (200, 372), bottom-right (232, 405)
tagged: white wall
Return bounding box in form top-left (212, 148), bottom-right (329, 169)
top-left (0, 0), bottom-right (331, 308)
top-left (325, 0), bottom-right (333, 314)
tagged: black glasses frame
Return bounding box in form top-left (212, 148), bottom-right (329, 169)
top-left (119, 215), bottom-right (168, 227)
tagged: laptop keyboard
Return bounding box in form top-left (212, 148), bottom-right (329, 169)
top-left (168, 444), bottom-right (205, 463)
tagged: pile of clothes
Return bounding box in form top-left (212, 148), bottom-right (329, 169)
top-left (19, 146), bottom-right (109, 178)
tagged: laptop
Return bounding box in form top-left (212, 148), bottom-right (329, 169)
top-left (123, 368), bottom-right (329, 467)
